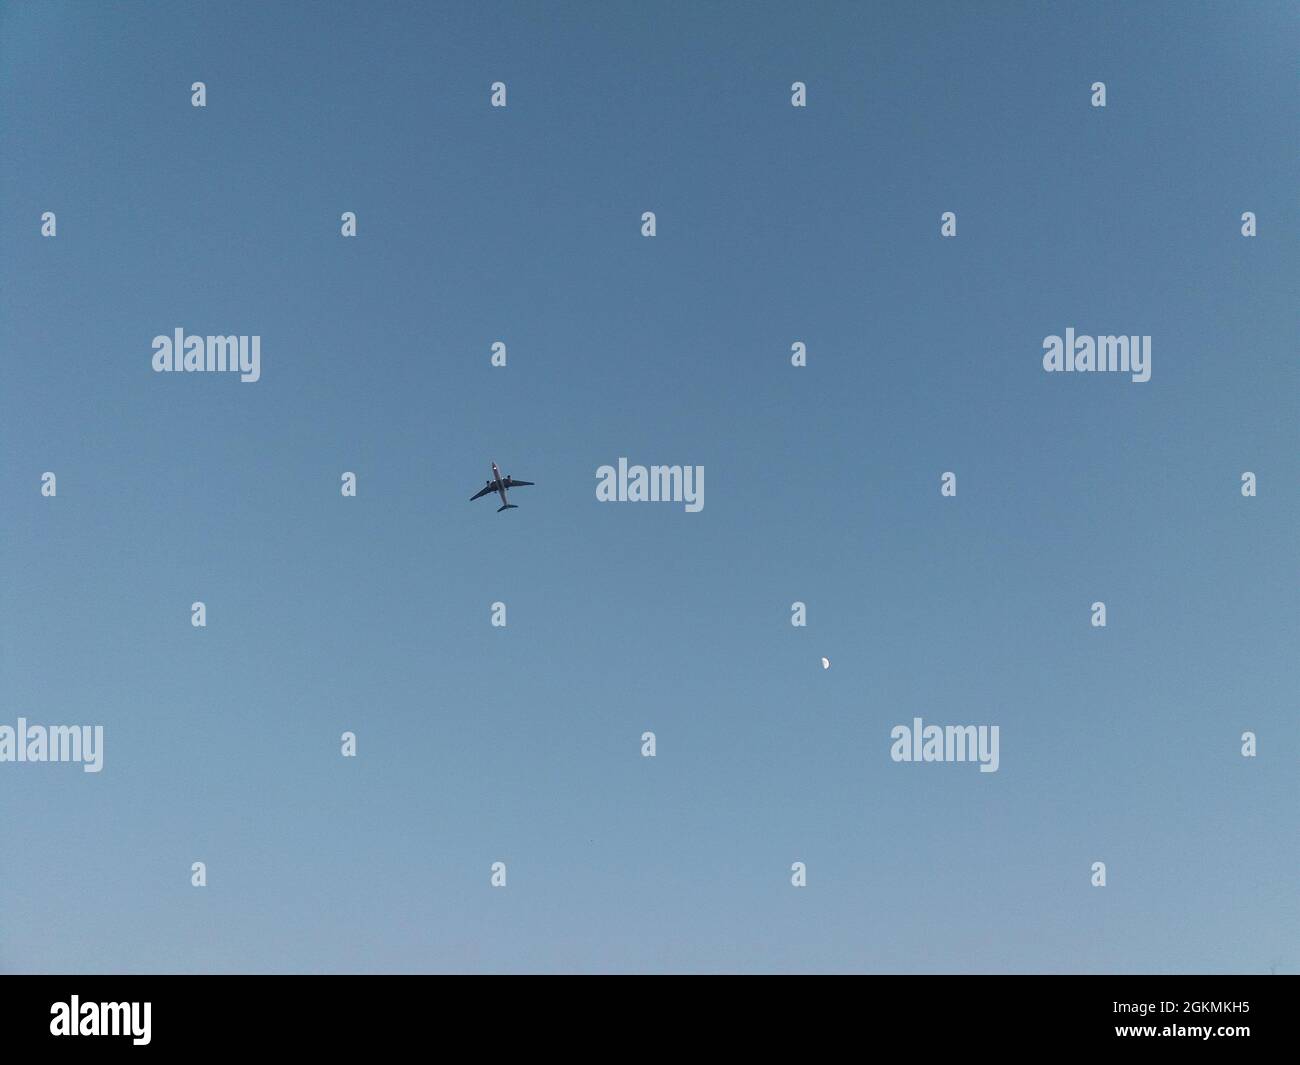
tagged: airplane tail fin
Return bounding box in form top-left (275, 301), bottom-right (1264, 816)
top-left (497, 504), bottom-right (518, 512)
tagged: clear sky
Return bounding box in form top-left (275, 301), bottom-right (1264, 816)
top-left (1, 1), bottom-right (1296, 973)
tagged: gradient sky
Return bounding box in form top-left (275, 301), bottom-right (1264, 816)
top-left (1, 0), bottom-right (1296, 973)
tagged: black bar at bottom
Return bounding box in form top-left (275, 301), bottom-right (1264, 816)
top-left (2, 974), bottom-right (1290, 1053)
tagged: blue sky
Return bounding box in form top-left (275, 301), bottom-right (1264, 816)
top-left (1, 1), bottom-right (1296, 973)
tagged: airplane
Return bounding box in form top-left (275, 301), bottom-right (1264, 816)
top-left (470, 462), bottom-right (534, 512)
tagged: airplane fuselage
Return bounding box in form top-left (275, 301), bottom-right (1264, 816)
top-left (492, 462), bottom-right (508, 506)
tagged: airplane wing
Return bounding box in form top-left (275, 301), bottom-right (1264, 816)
top-left (503, 477), bottom-right (534, 488)
top-left (470, 482), bottom-right (499, 501)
